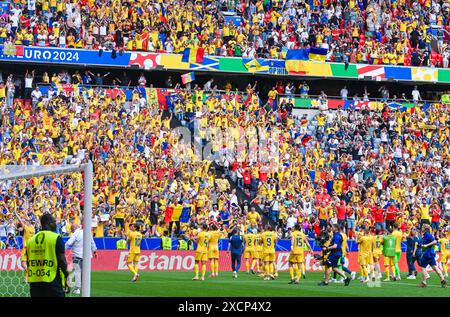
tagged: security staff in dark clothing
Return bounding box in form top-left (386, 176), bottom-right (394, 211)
top-left (26, 213), bottom-right (69, 297)
top-left (318, 224), bottom-right (351, 286)
top-left (228, 228), bottom-right (245, 279)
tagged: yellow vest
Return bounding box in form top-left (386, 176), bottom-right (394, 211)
top-left (116, 239), bottom-right (127, 250)
top-left (162, 236), bottom-right (172, 250)
top-left (26, 231), bottom-right (61, 283)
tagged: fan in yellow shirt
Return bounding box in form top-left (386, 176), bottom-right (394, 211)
top-left (288, 224), bottom-right (313, 284)
top-left (126, 223), bottom-right (142, 282)
top-left (193, 224), bottom-right (209, 281)
top-left (207, 224), bottom-right (221, 278)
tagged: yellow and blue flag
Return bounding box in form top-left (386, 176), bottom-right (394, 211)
top-left (308, 47), bottom-right (328, 61)
top-left (285, 49), bottom-right (309, 73)
top-left (243, 58), bottom-right (270, 73)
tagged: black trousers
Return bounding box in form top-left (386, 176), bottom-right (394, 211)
top-left (30, 282), bottom-right (65, 297)
top-left (386, 220), bottom-right (395, 231)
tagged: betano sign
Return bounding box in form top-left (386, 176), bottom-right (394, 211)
top-left (1, 250), bottom-right (445, 272)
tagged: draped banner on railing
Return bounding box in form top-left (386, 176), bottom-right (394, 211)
top-left (2, 249), bottom-right (442, 273)
top-left (1, 46), bottom-right (449, 83)
top-left (3, 236), bottom-right (409, 252)
top-left (278, 95), bottom-right (447, 111)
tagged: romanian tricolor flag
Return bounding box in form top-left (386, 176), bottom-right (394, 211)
top-left (171, 205), bottom-right (183, 222)
top-left (181, 72), bottom-right (195, 84)
top-left (164, 204), bottom-right (184, 223)
top-left (308, 47), bottom-right (328, 62)
top-left (181, 47), bottom-right (204, 63)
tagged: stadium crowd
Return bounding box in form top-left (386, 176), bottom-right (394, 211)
top-left (0, 68), bottom-right (449, 248)
top-left (0, 0), bottom-right (449, 67)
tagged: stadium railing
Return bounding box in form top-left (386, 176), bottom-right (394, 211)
top-left (1, 236), bottom-right (410, 252)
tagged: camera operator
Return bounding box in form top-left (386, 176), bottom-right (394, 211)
top-left (318, 224), bottom-right (351, 286)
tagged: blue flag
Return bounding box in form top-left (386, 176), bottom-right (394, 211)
top-left (180, 206), bottom-right (192, 223)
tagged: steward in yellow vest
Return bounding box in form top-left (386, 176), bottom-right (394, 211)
top-left (26, 214), bottom-right (69, 297)
top-left (161, 234), bottom-right (172, 250)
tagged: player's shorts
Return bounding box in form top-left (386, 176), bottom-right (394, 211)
top-left (127, 252), bottom-right (140, 263)
top-left (208, 249), bottom-right (219, 259)
top-left (384, 256), bottom-right (395, 266)
top-left (263, 252), bottom-right (276, 262)
top-left (419, 254), bottom-right (437, 268)
top-left (358, 252), bottom-right (373, 266)
top-left (254, 251), bottom-right (262, 259)
top-left (326, 253), bottom-right (341, 268)
top-left (441, 253), bottom-right (449, 264)
top-left (289, 252), bottom-right (305, 264)
top-left (195, 251), bottom-right (208, 262)
top-left (244, 251), bottom-right (255, 259)
top-left (372, 250), bottom-right (382, 261)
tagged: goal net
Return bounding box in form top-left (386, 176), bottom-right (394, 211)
top-left (0, 163), bottom-right (93, 297)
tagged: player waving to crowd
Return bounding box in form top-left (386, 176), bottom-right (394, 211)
top-left (126, 223), bottom-right (142, 282)
top-left (193, 224), bottom-right (209, 281)
top-left (288, 224), bottom-right (313, 285)
top-left (207, 224), bottom-right (221, 278)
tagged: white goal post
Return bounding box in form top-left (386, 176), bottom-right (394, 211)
top-left (0, 161), bottom-right (93, 297)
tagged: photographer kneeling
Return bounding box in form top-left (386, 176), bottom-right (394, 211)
top-left (317, 224), bottom-right (351, 287)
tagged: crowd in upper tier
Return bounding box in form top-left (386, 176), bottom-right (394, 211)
top-left (0, 0), bottom-right (449, 67)
top-left (0, 68), bottom-right (449, 247)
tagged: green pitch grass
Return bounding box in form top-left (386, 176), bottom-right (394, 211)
top-left (88, 271), bottom-right (450, 297)
top-left (2, 271), bottom-right (448, 297)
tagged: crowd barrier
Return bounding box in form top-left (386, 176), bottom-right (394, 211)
top-left (2, 237), bottom-right (407, 252)
top-left (34, 84), bottom-right (449, 112)
top-left (1, 249), bottom-right (442, 272)
top-left (1, 46), bottom-right (449, 84)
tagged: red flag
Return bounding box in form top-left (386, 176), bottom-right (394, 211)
top-left (16, 45), bottom-right (24, 57)
top-left (164, 206), bottom-right (174, 224)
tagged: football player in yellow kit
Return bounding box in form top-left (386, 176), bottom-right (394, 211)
top-left (126, 224), bottom-right (143, 282)
top-left (208, 224), bottom-right (221, 278)
top-left (288, 224), bottom-right (313, 284)
top-left (193, 224), bottom-right (210, 281)
top-left (357, 226), bottom-right (374, 283)
top-left (243, 229), bottom-right (256, 273)
top-left (14, 209), bottom-right (35, 282)
top-left (261, 225), bottom-right (277, 280)
top-left (439, 231), bottom-right (450, 279)
top-left (254, 232), bottom-right (263, 275)
top-left (372, 228), bottom-right (384, 280)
